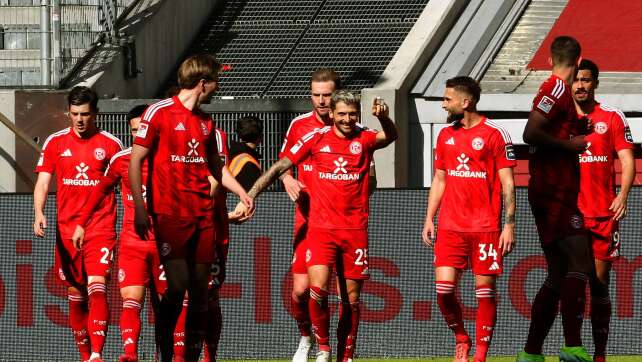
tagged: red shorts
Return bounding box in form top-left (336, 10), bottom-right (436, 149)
top-left (153, 214), bottom-right (217, 263)
top-left (55, 227), bottom-right (117, 289)
top-left (307, 228), bottom-right (369, 280)
top-left (530, 198), bottom-right (585, 244)
top-left (434, 230), bottom-right (503, 275)
top-left (209, 243), bottom-right (229, 288)
top-left (117, 237), bottom-right (166, 293)
top-left (291, 215), bottom-right (309, 275)
top-left (585, 217), bottom-right (620, 261)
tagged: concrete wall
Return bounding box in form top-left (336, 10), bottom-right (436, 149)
top-left (0, 91), bottom-right (16, 192)
top-left (71, 0), bottom-right (221, 98)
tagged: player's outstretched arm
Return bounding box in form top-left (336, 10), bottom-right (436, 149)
top-left (523, 110), bottom-right (586, 153)
top-left (233, 157), bottom-right (294, 219)
top-left (129, 144), bottom-right (151, 240)
top-left (33, 172), bottom-right (52, 238)
top-left (498, 167), bottom-right (516, 255)
top-left (368, 163), bottom-right (377, 196)
top-left (372, 99), bottom-right (398, 149)
top-left (207, 150), bottom-right (254, 215)
top-left (611, 148), bottom-right (635, 220)
top-left (422, 169), bottom-right (446, 246)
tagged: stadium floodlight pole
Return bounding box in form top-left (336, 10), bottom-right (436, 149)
top-left (40, 0), bottom-right (51, 86)
top-left (51, 0), bottom-right (62, 86)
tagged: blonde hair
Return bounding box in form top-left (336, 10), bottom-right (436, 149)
top-left (331, 90), bottom-right (360, 110)
top-left (177, 54), bottom-right (221, 89)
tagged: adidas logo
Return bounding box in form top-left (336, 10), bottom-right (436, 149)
top-left (320, 145), bottom-right (331, 153)
top-left (174, 122), bottom-right (186, 131)
top-left (445, 137), bottom-right (455, 145)
top-left (61, 149), bottom-right (72, 157)
top-left (489, 262), bottom-right (500, 271)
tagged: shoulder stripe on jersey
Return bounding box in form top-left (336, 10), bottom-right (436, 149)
top-left (600, 104), bottom-right (630, 127)
top-left (41, 127), bottom-right (71, 150)
top-left (552, 79), bottom-right (565, 99)
top-left (100, 130), bottom-right (125, 150)
top-left (485, 120), bottom-right (512, 144)
top-left (551, 80), bottom-right (561, 98)
top-left (300, 125), bottom-right (330, 143)
top-left (284, 111), bottom-right (315, 138)
top-left (142, 98), bottom-right (174, 122)
top-left (109, 147), bottom-right (132, 165)
top-left (215, 129), bottom-right (223, 153)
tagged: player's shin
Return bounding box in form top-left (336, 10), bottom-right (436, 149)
top-left (309, 286), bottom-right (331, 351)
top-left (68, 293), bottom-right (91, 361)
top-left (561, 272), bottom-right (588, 347)
top-left (173, 299), bottom-right (188, 359)
top-left (292, 291), bottom-right (312, 337)
top-left (474, 285), bottom-right (497, 361)
top-left (436, 281), bottom-right (469, 343)
top-left (184, 263), bottom-right (210, 362)
top-left (120, 299), bottom-right (143, 358)
top-left (524, 281), bottom-right (560, 355)
top-left (590, 278), bottom-right (611, 358)
top-left (204, 288), bottom-right (223, 362)
top-left (337, 301), bottom-right (360, 362)
top-left (87, 281), bottom-right (109, 356)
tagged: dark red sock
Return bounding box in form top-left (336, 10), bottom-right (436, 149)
top-left (591, 294), bottom-right (611, 356)
top-left (185, 301), bottom-right (208, 361)
top-left (68, 294), bottom-right (91, 361)
top-left (474, 286), bottom-right (497, 360)
top-left (341, 302), bottom-right (360, 362)
top-left (561, 272), bottom-right (588, 347)
top-left (87, 282), bottom-right (109, 355)
top-left (120, 299), bottom-right (142, 357)
top-left (309, 286), bottom-right (330, 350)
top-left (204, 292), bottom-right (222, 362)
top-left (292, 292), bottom-right (312, 337)
top-left (173, 299), bottom-right (188, 359)
top-left (336, 302), bottom-right (350, 361)
top-left (525, 282), bottom-right (560, 354)
top-left (436, 281), bottom-right (469, 343)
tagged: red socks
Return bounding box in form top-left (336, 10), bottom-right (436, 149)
top-left (120, 299), bottom-right (142, 357)
top-left (87, 282), bottom-right (109, 355)
top-left (474, 286), bottom-right (497, 360)
top-left (337, 301), bottom-right (361, 362)
top-left (205, 292), bottom-right (223, 362)
top-left (561, 272), bottom-right (588, 347)
top-left (173, 299), bottom-right (188, 359)
top-left (68, 293), bottom-right (91, 361)
top-left (436, 281), bottom-right (469, 343)
top-left (292, 293), bottom-right (312, 337)
top-left (309, 286), bottom-right (330, 350)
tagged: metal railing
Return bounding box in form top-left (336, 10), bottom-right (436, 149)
top-left (0, 0), bottom-right (133, 87)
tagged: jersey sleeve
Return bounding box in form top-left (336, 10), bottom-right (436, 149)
top-left (279, 121), bottom-right (304, 159)
top-left (362, 128), bottom-right (379, 152)
top-left (491, 129), bottom-right (517, 170)
top-left (134, 106), bottom-right (160, 148)
top-left (611, 111), bottom-right (635, 151)
top-left (282, 129), bottom-right (317, 166)
top-left (434, 130), bottom-right (446, 170)
top-left (531, 80), bottom-right (563, 121)
top-left (77, 157), bottom-right (121, 226)
top-left (218, 129), bottom-right (230, 165)
top-left (35, 134), bottom-right (58, 174)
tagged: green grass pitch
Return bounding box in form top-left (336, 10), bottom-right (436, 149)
top-left (221, 357), bottom-right (641, 362)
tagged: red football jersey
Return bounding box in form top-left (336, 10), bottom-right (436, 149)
top-left (279, 112), bottom-right (328, 221)
top-left (578, 103), bottom-right (634, 217)
top-left (77, 148), bottom-right (154, 245)
top-left (528, 75), bottom-right (582, 207)
top-left (134, 97), bottom-right (219, 217)
top-left (283, 125), bottom-right (378, 230)
top-left (35, 127), bottom-right (123, 237)
top-left (434, 118), bottom-right (516, 232)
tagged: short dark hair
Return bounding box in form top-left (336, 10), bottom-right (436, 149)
top-left (578, 59), bottom-right (599, 81)
top-left (445, 76), bottom-right (481, 104)
top-left (236, 116), bottom-right (263, 143)
top-left (310, 67), bottom-right (342, 89)
top-left (127, 105), bottom-right (148, 122)
top-left (68, 86), bottom-right (99, 112)
top-left (551, 36), bottom-right (581, 67)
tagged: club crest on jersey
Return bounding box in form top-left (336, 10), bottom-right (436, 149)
top-left (161, 243), bottom-right (171, 257)
top-left (136, 123), bottom-right (148, 138)
top-left (625, 127), bottom-right (633, 142)
top-left (537, 96), bottom-right (555, 114)
top-left (349, 141), bottom-right (362, 155)
top-left (200, 121), bottom-right (210, 136)
top-left (58, 268), bottom-right (66, 281)
top-left (94, 147), bottom-right (106, 160)
top-left (505, 144), bottom-right (516, 160)
top-left (570, 214), bottom-right (583, 229)
top-left (472, 137), bottom-right (484, 151)
top-left (594, 122), bottom-right (608, 135)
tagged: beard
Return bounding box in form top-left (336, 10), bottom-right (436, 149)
top-left (447, 111), bottom-right (465, 123)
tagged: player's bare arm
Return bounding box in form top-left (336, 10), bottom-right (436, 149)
top-left (422, 169), bottom-right (446, 246)
top-left (498, 167), bottom-right (516, 255)
top-left (233, 157), bottom-right (294, 219)
top-left (523, 110), bottom-right (587, 152)
top-left (129, 144), bottom-right (151, 240)
top-left (280, 171), bottom-right (305, 202)
top-left (368, 163), bottom-right (377, 196)
top-left (33, 172), bottom-right (52, 237)
top-left (372, 99), bottom-right (398, 149)
top-left (611, 148), bottom-right (635, 220)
